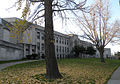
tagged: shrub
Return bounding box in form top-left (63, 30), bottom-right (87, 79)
top-left (26, 54), bottom-right (39, 60)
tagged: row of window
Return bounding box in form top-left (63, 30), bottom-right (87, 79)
top-left (37, 42), bottom-right (69, 53)
top-left (37, 32), bottom-right (44, 40)
top-left (56, 54), bottom-right (68, 59)
top-left (37, 31), bottom-right (69, 45)
top-left (55, 37), bottom-right (69, 45)
top-left (56, 46), bottom-right (69, 53)
top-left (37, 42), bottom-right (44, 51)
top-left (26, 45), bottom-right (36, 55)
top-left (25, 44), bottom-right (69, 57)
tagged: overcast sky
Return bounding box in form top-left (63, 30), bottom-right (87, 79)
top-left (0, 0), bottom-right (120, 54)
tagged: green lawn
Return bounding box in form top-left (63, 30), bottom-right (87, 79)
top-left (0, 58), bottom-right (120, 84)
top-left (0, 59), bottom-right (28, 64)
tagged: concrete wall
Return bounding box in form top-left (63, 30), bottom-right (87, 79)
top-left (0, 21), bottom-right (23, 61)
top-left (0, 26), bottom-right (3, 40)
top-left (0, 40), bottom-right (23, 61)
top-left (3, 29), bottom-right (10, 42)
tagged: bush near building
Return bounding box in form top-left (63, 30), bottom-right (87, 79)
top-left (72, 45), bottom-right (96, 58)
top-left (114, 52), bottom-right (120, 59)
top-left (26, 54), bottom-right (39, 60)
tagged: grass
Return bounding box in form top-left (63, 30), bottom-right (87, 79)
top-left (0, 59), bottom-right (29, 64)
top-left (0, 58), bottom-right (120, 84)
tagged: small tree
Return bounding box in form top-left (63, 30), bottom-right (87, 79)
top-left (79, 46), bottom-right (86, 54)
top-left (72, 45), bottom-right (86, 58)
top-left (86, 46), bottom-right (96, 55)
top-left (72, 45), bottom-right (80, 58)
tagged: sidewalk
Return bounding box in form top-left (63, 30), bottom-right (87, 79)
top-left (107, 67), bottom-right (120, 84)
top-left (0, 60), bottom-right (39, 71)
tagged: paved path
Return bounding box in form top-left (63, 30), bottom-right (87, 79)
top-left (107, 67), bottom-right (120, 84)
top-left (0, 60), bottom-right (39, 71)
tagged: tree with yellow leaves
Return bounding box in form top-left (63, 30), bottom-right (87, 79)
top-left (7, 19), bottom-right (32, 43)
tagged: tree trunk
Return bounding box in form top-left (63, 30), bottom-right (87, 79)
top-left (44, 0), bottom-right (62, 79)
top-left (98, 47), bottom-right (105, 63)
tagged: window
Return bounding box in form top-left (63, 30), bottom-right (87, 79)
top-left (32, 45), bottom-right (36, 53)
top-left (65, 47), bottom-right (66, 52)
top-left (59, 46), bottom-right (61, 52)
top-left (62, 38), bottom-right (64, 44)
top-left (65, 39), bottom-right (66, 45)
top-left (26, 49), bottom-right (29, 51)
top-left (26, 44), bottom-right (30, 55)
top-left (37, 42), bottom-right (40, 50)
top-left (41, 33), bottom-right (44, 40)
top-left (56, 45), bottom-right (58, 52)
top-left (56, 37), bottom-right (58, 43)
top-left (60, 54), bottom-right (61, 59)
top-left (37, 32), bottom-right (40, 39)
top-left (57, 54), bottom-right (59, 59)
top-left (67, 40), bottom-right (68, 45)
top-left (41, 43), bottom-right (44, 51)
top-left (26, 44), bottom-right (30, 51)
top-left (67, 48), bottom-right (69, 52)
top-left (62, 47), bottom-right (64, 53)
top-left (59, 38), bottom-right (61, 43)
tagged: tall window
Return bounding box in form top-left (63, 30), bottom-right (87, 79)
top-left (26, 44), bottom-right (30, 55)
top-left (62, 38), bottom-right (64, 44)
top-left (56, 45), bottom-right (58, 52)
top-left (59, 46), bottom-right (61, 52)
top-left (56, 37), bottom-right (58, 43)
top-left (67, 40), bottom-right (68, 45)
top-left (62, 47), bottom-right (64, 53)
top-left (37, 32), bottom-right (40, 39)
top-left (59, 38), bottom-right (61, 44)
top-left (67, 48), bottom-right (69, 52)
top-left (41, 32), bottom-right (44, 40)
top-left (32, 45), bottom-right (36, 53)
top-left (65, 47), bottom-right (66, 52)
top-left (65, 39), bottom-right (66, 45)
top-left (41, 43), bottom-right (44, 51)
top-left (37, 42), bottom-right (40, 50)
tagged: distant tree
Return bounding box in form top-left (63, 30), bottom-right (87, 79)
top-left (72, 45), bottom-right (80, 58)
top-left (72, 45), bottom-right (86, 58)
top-left (86, 46), bottom-right (96, 55)
top-left (79, 46), bottom-right (86, 54)
top-left (77, 0), bottom-right (120, 62)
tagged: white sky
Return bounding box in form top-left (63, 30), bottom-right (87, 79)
top-left (0, 0), bottom-right (120, 54)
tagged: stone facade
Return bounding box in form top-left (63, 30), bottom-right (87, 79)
top-left (22, 25), bottom-right (70, 59)
top-left (0, 18), bottom-right (23, 60)
top-left (0, 17), bottom-right (112, 60)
